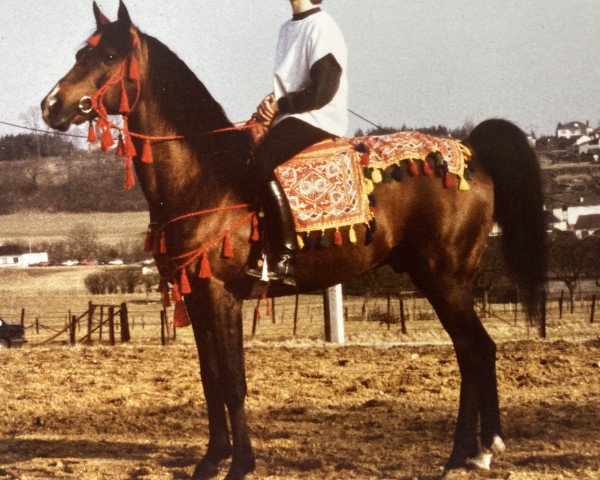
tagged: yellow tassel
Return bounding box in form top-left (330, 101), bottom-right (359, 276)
top-left (459, 177), bottom-right (471, 191)
top-left (371, 169), bottom-right (383, 184)
top-left (460, 143), bottom-right (472, 159)
top-left (297, 234), bottom-right (305, 250)
top-left (349, 225), bottom-right (357, 244)
top-left (364, 178), bottom-right (374, 195)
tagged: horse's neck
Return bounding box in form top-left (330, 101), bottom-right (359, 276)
top-left (128, 35), bottom-right (250, 223)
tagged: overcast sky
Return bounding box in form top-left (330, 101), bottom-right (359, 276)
top-left (1, 0), bottom-right (599, 138)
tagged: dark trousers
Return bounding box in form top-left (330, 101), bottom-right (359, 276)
top-left (252, 117), bottom-right (335, 181)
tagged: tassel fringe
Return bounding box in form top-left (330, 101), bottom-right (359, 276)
top-left (198, 253), bottom-right (212, 279)
top-left (173, 300), bottom-right (191, 328)
top-left (141, 139), bottom-right (153, 164)
top-left (222, 234), bottom-right (233, 258)
top-left (123, 157), bottom-right (135, 189)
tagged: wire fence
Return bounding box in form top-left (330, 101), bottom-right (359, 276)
top-left (2, 290), bottom-right (598, 347)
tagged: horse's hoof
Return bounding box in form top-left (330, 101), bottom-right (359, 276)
top-left (191, 459), bottom-right (220, 480)
top-left (440, 468), bottom-right (471, 480)
top-left (466, 435), bottom-right (506, 471)
top-left (223, 457), bottom-right (256, 480)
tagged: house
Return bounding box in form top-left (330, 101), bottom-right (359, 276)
top-left (551, 205), bottom-right (600, 233)
top-left (556, 121), bottom-right (593, 139)
top-left (0, 252), bottom-right (49, 268)
top-left (578, 137), bottom-right (600, 160)
top-left (573, 213), bottom-right (600, 238)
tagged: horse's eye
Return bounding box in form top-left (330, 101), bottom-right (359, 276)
top-left (103, 51), bottom-right (118, 64)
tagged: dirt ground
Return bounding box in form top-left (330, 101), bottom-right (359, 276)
top-left (0, 339), bottom-right (599, 480)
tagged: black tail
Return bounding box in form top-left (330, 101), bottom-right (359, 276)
top-left (467, 119), bottom-right (547, 320)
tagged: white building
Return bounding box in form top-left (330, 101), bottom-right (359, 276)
top-left (0, 252), bottom-right (49, 268)
top-left (556, 121), bottom-right (593, 139)
top-left (551, 205), bottom-right (600, 231)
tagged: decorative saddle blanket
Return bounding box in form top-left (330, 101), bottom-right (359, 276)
top-left (274, 131), bottom-right (472, 244)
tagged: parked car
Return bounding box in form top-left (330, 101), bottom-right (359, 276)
top-left (0, 316), bottom-right (27, 349)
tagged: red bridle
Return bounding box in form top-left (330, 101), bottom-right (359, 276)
top-left (81, 30), bottom-right (262, 325)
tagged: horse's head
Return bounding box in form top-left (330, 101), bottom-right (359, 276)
top-left (41, 1), bottom-right (139, 131)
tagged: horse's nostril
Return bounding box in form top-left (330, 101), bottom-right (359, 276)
top-left (50, 98), bottom-right (63, 115)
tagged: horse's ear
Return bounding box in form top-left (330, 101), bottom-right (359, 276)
top-left (93, 1), bottom-right (110, 28)
top-left (117, 0), bottom-right (132, 26)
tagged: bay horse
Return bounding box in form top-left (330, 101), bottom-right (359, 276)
top-left (41, 2), bottom-right (546, 479)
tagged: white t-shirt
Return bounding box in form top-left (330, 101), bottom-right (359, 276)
top-left (273, 10), bottom-right (348, 137)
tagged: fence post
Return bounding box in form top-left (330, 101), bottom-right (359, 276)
top-left (293, 293), bottom-right (300, 336)
top-left (108, 306), bottom-right (115, 346)
top-left (590, 295), bottom-right (596, 324)
top-left (160, 310), bottom-right (167, 346)
top-left (252, 307), bottom-right (259, 337)
top-left (87, 302), bottom-right (94, 344)
top-left (323, 284), bottom-right (345, 344)
top-left (558, 291), bottom-right (564, 319)
top-left (386, 291), bottom-right (392, 330)
top-left (163, 307), bottom-right (171, 339)
top-left (539, 291), bottom-right (547, 339)
top-left (70, 315), bottom-right (76, 346)
top-left (99, 305), bottom-right (104, 342)
top-left (400, 298), bottom-right (407, 335)
top-left (20, 308), bottom-right (25, 327)
top-left (120, 302), bottom-right (130, 343)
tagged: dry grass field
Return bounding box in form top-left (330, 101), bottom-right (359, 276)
top-left (0, 212), bottom-right (148, 246)
top-left (0, 266), bottom-right (599, 479)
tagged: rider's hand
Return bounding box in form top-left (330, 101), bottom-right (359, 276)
top-left (255, 93), bottom-right (279, 125)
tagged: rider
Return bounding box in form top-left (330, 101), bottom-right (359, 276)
top-left (249, 0), bottom-right (348, 285)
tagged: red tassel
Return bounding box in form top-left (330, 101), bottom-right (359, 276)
top-left (251, 215), bottom-right (260, 242)
top-left (222, 234), bottom-right (233, 258)
top-left (360, 153), bottom-right (370, 166)
top-left (173, 300), bottom-right (191, 328)
top-left (334, 229), bottom-right (343, 246)
top-left (159, 231), bottom-right (167, 254)
top-left (179, 269), bottom-right (192, 294)
top-left (141, 139), bottom-right (153, 164)
top-left (116, 135), bottom-right (125, 157)
top-left (143, 228), bottom-right (153, 252)
top-left (408, 160), bottom-right (419, 177)
top-left (88, 33), bottom-right (102, 47)
top-left (198, 253), bottom-right (212, 279)
top-left (119, 88), bottom-right (130, 114)
top-left (123, 157), bottom-right (135, 189)
top-left (101, 127), bottom-right (115, 152)
top-left (129, 55), bottom-right (140, 81)
top-left (125, 134), bottom-right (136, 158)
top-left (87, 122), bottom-right (98, 143)
top-left (423, 160), bottom-right (434, 177)
top-left (444, 172), bottom-right (456, 189)
top-left (171, 283), bottom-right (181, 302)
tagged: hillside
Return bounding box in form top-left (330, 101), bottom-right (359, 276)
top-left (0, 152), bottom-right (146, 213)
top-left (1, 151), bottom-right (600, 213)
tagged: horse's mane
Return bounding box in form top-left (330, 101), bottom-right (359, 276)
top-left (142, 32), bottom-right (252, 194)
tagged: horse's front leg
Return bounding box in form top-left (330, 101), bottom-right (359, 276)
top-left (187, 282), bottom-right (255, 480)
top-left (186, 290), bottom-right (233, 479)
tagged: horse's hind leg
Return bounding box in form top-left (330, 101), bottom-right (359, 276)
top-left (410, 271), bottom-right (504, 472)
top-left (186, 284), bottom-right (255, 480)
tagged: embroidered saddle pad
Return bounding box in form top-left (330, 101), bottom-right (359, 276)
top-left (274, 131), bottom-right (472, 237)
top-left (274, 141), bottom-right (368, 234)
